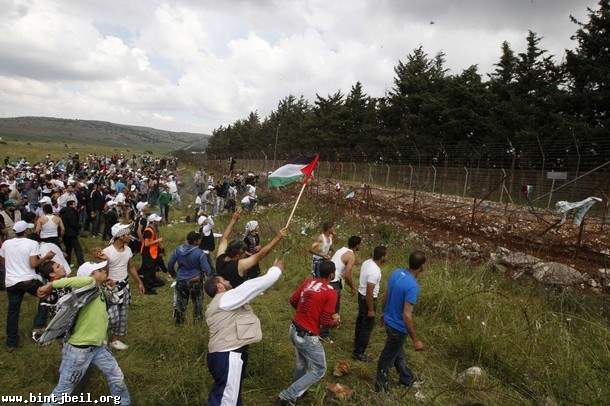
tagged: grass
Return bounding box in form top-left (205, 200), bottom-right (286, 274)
top-left (1, 168), bottom-right (610, 405)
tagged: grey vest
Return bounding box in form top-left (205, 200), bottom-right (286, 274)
top-left (205, 291), bottom-right (262, 353)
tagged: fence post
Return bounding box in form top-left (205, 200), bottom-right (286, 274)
top-left (547, 178), bottom-right (556, 210)
top-left (463, 166), bottom-right (469, 197)
top-left (499, 169), bottom-right (507, 204)
top-left (431, 165), bottom-right (437, 194)
top-left (368, 163), bottom-right (373, 184)
top-left (408, 164), bottom-right (414, 190)
top-left (385, 164), bottom-right (391, 187)
top-left (340, 162), bottom-right (344, 180)
top-left (352, 163), bottom-right (357, 182)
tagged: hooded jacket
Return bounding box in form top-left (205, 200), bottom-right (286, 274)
top-left (167, 244), bottom-right (212, 281)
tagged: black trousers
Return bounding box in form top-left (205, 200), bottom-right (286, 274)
top-left (353, 293), bottom-right (376, 356)
top-left (63, 235), bottom-right (84, 266)
top-left (6, 280), bottom-right (45, 347)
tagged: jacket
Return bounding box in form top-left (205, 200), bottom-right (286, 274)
top-left (60, 206), bottom-right (80, 237)
top-left (167, 244), bottom-right (212, 281)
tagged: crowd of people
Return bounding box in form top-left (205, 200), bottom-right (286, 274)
top-left (0, 153), bottom-right (426, 406)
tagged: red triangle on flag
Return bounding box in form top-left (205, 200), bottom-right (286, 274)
top-left (300, 154), bottom-right (320, 178)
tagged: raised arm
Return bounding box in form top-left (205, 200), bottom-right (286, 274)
top-left (216, 209), bottom-right (241, 256)
top-left (237, 227), bottom-right (288, 275)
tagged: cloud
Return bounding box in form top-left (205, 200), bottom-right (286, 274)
top-left (0, 0), bottom-right (599, 133)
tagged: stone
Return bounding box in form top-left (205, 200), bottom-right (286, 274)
top-left (588, 279), bottom-right (599, 288)
top-left (532, 262), bottom-right (587, 286)
top-left (456, 366), bottom-right (485, 386)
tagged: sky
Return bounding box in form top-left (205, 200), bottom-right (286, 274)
top-left (0, 0), bottom-right (599, 134)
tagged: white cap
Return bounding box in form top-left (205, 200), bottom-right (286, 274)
top-left (13, 220), bottom-right (34, 234)
top-left (38, 196), bottom-right (52, 205)
top-left (197, 215), bottom-right (208, 226)
top-left (130, 185), bottom-right (136, 191)
top-left (106, 200), bottom-right (118, 207)
top-left (111, 223), bottom-right (131, 238)
top-left (148, 213), bottom-right (162, 223)
top-left (207, 185), bottom-right (214, 190)
top-left (136, 201), bottom-right (149, 212)
top-left (77, 261), bottom-right (108, 277)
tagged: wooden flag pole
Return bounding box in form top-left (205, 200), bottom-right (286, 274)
top-left (285, 178), bottom-right (309, 228)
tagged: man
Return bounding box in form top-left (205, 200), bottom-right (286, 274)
top-left (204, 259), bottom-right (284, 406)
top-left (277, 261), bottom-right (340, 405)
top-left (321, 235), bottom-right (361, 341)
top-left (0, 221), bottom-right (55, 350)
top-left (202, 185), bottom-right (215, 214)
top-left (98, 223), bottom-right (145, 351)
top-left (0, 199), bottom-right (21, 239)
top-left (309, 222), bottom-right (334, 278)
top-left (103, 200), bottom-right (119, 241)
top-left (167, 231), bottom-right (212, 325)
top-left (129, 201), bottom-right (149, 255)
top-left (60, 199), bottom-right (85, 266)
top-left (215, 176), bottom-right (229, 215)
top-left (89, 184), bottom-right (105, 237)
top-left (57, 184), bottom-right (77, 209)
top-left (139, 213), bottom-right (164, 295)
top-left (216, 210), bottom-right (287, 288)
top-left (158, 185), bottom-right (172, 224)
top-left (375, 250), bottom-right (426, 392)
top-left (353, 246), bottom-right (387, 362)
top-left (37, 261), bottom-right (131, 405)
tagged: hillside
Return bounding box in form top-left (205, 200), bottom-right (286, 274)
top-left (0, 116), bottom-right (209, 152)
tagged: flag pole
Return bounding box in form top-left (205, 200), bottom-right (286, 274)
top-left (285, 178), bottom-right (309, 228)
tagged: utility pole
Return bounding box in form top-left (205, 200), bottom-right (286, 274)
top-left (273, 124), bottom-right (280, 169)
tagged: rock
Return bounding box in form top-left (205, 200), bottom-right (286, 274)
top-left (538, 396), bottom-right (558, 406)
top-left (486, 260), bottom-right (508, 274)
top-left (326, 383), bottom-right (354, 400)
top-left (456, 366), bottom-right (485, 386)
top-left (332, 360), bottom-right (351, 377)
top-left (588, 279), bottom-right (599, 288)
top-left (496, 250), bottom-right (541, 271)
top-left (532, 262), bottom-right (587, 286)
top-left (598, 268), bottom-right (610, 279)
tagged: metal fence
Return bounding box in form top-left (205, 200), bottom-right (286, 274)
top-left (207, 157), bottom-right (610, 218)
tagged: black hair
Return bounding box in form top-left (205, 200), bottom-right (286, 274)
top-left (187, 231), bottom-right (202, 245)
top-left (348, 235), bottom-right (362, 249)
top-left (318, 260), bottom-right (336, 279)
top-left (22, 212), bottom-right (36, 224)
top-left (373, 246), bottom-right (387, 261)
top-left (409, 250), bottom-right (427, 271)
top-left (42, 204), bottom-right (53, 214)
top-left (226, 239), bottom-right (247, 258)
top-left (204, 274), bottom-right (221, 298)
top-left (322, 222), bottom-right (334, 232)
top-left (39, 261), bottom-right (55, 279)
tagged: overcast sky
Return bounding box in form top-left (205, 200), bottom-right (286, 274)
top-left (0, 0), bottom-right (598, 134)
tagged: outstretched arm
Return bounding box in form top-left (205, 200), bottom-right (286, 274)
top-left (237, 228), bottom-right (288, 275)
top-left (219, 260), bottom-right (284, 310)
top-left (217, 209), bottom-right (241, 256)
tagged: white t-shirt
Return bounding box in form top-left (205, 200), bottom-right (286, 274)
top-left (331, 247), bottom-right (352, 283)
top-left (358, 259), bottom-right (382, 298)
top-left (0, 238), bottom-right (42, 287)
top-left (102, 244), bottom-right (133, 281)
top-left (39, 242), bottom-right (71, 275)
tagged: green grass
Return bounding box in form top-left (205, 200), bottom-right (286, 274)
top-left (1, 176), bottom-right (610, 405)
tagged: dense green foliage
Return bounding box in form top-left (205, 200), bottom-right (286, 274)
top-left (206, 1), bottom-right (610, 170)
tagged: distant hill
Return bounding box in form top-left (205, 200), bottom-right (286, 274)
top-left (0, 116), bottom-right (209, 152)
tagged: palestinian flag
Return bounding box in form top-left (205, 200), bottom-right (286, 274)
top-left (268, 154), bottom-right (320, 187)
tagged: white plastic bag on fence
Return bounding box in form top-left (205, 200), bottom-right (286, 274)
top-left (555, 197), bottom-right (602, 225)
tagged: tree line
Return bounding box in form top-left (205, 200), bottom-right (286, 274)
top-left (206, 1), bottom-right (609, 170)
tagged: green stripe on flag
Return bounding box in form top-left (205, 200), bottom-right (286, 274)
top-left (267, 174), bottom-right (304, 187)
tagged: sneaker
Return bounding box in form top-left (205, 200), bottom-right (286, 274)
top-left (352, 353), bottom-right (373, 363)
top-left (275, 398), bottom-right (295, 406)
top-left (32, 329), bottom-right (44, 342)
top-left (110, 340), bottom-right (129, 351)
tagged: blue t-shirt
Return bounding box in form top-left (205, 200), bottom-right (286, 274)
top-left (383, 268), bottom-right (420, 334)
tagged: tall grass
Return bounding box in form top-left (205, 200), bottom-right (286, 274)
top-left (1, 182), bottom-right (609, 405)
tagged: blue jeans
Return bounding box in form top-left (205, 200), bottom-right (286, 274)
top-left (279, 324), bottom-right (327, 402)
top-left (375, 325), bottom-right (414, 391)
top-left (44, 343), bottom-right (130, 406)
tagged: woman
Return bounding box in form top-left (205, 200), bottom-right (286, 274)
top-left (36, 204), bottom-right (64, 245)
top-left (243, 220), bottom-right (261, 279)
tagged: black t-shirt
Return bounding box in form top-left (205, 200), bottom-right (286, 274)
top-left (216, 254), bottom-right (246, 288)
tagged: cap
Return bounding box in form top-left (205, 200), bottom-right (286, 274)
top-left (111, 223), bottom-right (131, 238)
top-left (13, 220), bottom-right (34, 234)
top-left (148, 213), bottom-right (162, 223)
top-left (76, 261), bottom-right (108, 277)
top-left (38, 196), bottom-right (52, 204)
top-left (136, 201), bottom-right (149, 211)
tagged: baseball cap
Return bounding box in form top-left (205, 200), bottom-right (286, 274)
top-left (13, 220), bottom-right (34, 234)
top-left (148, 213), bottom-right (162, 223)
top-left (77, 261), bottom-right (108, 277)
top-left (136, 201), bottom-right (149, 212)
top-left (39, 196), bottom-right (52, 205)
top-left (111, 223), bottom-right (131, 238)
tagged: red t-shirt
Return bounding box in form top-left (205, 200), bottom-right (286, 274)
top-left (290, 278), bottom-right (338, 335)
